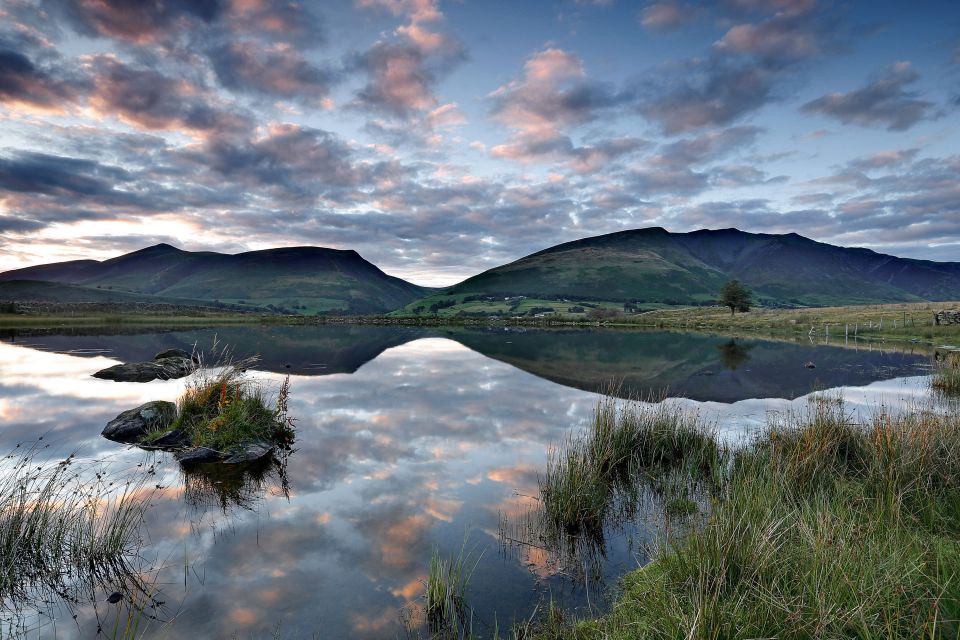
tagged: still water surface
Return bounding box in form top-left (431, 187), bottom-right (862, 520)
top-left (0, 325), bottom-right (935, 638)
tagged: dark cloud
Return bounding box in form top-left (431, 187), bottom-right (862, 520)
top-left (222, 0), bottom-right (324, 49)
top-left (208, 41), bottom-right (337, 103)
top-left (0, 151), bottom-right (131, 196)
top-left (88, 56), bottom-right (248, 133)
top-left (801, 63), bottom-right (936, 131)
top-left (349, 0), bottom-right (464, 129)
top-left (711, 164), bottom-right (788, 187)
top-left (656, 126), bottom-right (763, 166)
top-left (0, 48), bottom-right (81, 109)
top-left (351, 40), bottom-right (454, 118)
top-left (627, 166), bottom-right (709, 196)
top-left (634, 56), bottom-right (781, 134)
top-left (714, 0), bottom-right (833, 62)
top-left (178, 124), bottom-right (382, 206)
top-left (568, 137), bottom-right (650, 173)
top-left (0, 215), bottom-right (44, 234)
top-left (635, 0), bottom-right (839, 134)
top-left (609, 125), bottom-right (770, 198)
top-left (44, 0), bottom-right (224, 43)
top-left (488, 48), bottom-right (632, 170)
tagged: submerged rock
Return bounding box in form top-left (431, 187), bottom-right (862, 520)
top-left (138, 428), bottom-right (190, 449)
top-left (175, 447), bottom-right (223, 464)
top-left (223, 441), bottom-right (275, 464)
top-left (102, 401), bottom-right (176, 443)
top-left (176, 441), bottom-right (275, 465)
top-left (93, 350), bottom-right (196, 383)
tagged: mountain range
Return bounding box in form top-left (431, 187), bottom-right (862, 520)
top-left (398, 227), bottom-right (960, 314)
top-left (0, 243), bottom-right (431, 314)
top-left (3, 228), bottom-right (960, 314)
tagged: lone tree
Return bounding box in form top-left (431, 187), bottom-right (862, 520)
top-left (719, 280), bottom-right (753, 315)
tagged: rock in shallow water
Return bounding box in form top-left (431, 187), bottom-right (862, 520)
top-left (175, 447), bottom-right (223, 464)
top-left (153, 348), bottom-right (195, 361)
top-left (175, 441), bottom-right (275, 465)
top-left (102, 401), bottom-right (176, 443)
top-left (223, 441), bottom-right (275, 464)
top-left (139, 428), bottom-right (190, 449)
top-left (92, 351), bottom-right (196, 382)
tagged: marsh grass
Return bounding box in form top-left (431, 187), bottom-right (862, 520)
top-left (540, 393), bottom-right (721, 538)
top-left (0, 445), bottom-right (149, 612)
top-left (530, 394), bottom-right (960, 639)
top-left (169, 345), bottom-right (295, 453)
top-left (424, 542), bottom-right (483, 637)
top-left (932, 352), bottom-right (960, 395)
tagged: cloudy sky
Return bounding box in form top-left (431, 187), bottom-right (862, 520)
top-left (0, 0), bottom-right (957, 285)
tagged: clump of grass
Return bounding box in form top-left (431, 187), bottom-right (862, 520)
top-left (932, 352), bottom-right (960, 395)
top-left (540, 394), bottom-right (721, 536)
top-left (528, 395), bottom-right (960, 639)
top-left (170, 346), bottom-right (295, 453)
top-left (424, 542), bottom-right (482, 636)
top-left (0, 445), bottom-right (148, 609)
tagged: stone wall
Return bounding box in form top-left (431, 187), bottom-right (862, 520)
top-left (934, 310), bottom-right (960, 326)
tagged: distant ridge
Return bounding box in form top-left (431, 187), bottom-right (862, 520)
top-left (398, 227), bottom-right (960, 313)
top-left (0, 244), bottom-right (433, 314)
top-left (6, 229), bottom-right (960, 316)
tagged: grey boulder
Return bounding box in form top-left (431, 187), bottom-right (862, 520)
top-left (93, 351), bottom-right (196, 382)
top-left (175, 447), bottom-right (223, 464)
top-left (176, 441), bottom-right (275, 465)
top-left (138, 428), bottom-right (190, 449)
top-left (102, 401), bottom-right (176, 443)
top-left (223, 441), bottom-right (275, 464)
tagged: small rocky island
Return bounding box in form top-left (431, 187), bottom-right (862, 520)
top-left (101, 352), bottom-right (294, 464)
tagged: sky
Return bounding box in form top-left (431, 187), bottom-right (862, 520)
top-left (0, 0), bottom-right (958, 286)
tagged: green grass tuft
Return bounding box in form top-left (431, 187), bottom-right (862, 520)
top-left (170, 346), bottom-right (295, 453)
top-left (540, 394), bottom-right (721, 537)
top-left (424, 541), bottom-right (482, 636)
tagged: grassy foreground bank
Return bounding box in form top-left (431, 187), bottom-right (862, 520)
top-left (520, 394), bottom-right (960, 639)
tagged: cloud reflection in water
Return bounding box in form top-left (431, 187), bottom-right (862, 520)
top-left (0, 334), bottom-right (935, 638)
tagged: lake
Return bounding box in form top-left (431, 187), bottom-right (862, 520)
top-left (0, 325), bottom-right (936, 638)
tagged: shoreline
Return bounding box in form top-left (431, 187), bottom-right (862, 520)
top-left (4, 299), bottom-right (960, 350)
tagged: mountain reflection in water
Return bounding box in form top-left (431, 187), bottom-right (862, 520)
top-left (0, 325), bottom-right (933, 638)
top-left (2, 324), bottom-right (930, 402)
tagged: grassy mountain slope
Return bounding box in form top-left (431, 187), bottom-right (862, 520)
top-left (398, 228), bottom-right (960, 315)
top-left (0, 280), bottom-right (224, 307)
top-left (0, 244), bottom-right (432, 314)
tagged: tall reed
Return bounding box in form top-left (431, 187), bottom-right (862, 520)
top-left (932, 352), bottom-right (960, 395)
top-left (424, 541), bottom-right (482, 637)
top-left (540, 394), bottom-right (721, 537)
top-left (0, 446), bottom-right (148, 609)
